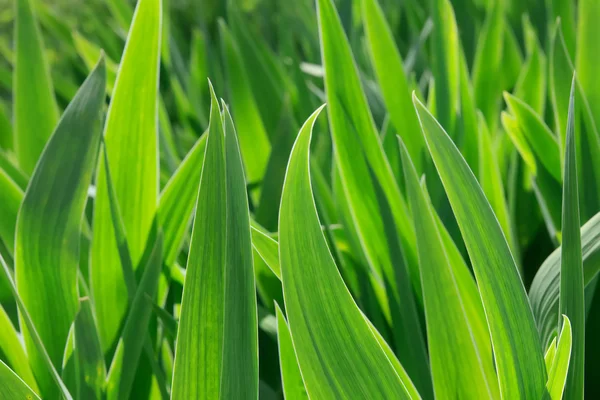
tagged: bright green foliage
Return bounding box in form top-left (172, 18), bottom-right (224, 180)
top-left (2, 0), bottom-right (600, 398)
top-left (171, 86), bottom-right (258, 399)
top-left (13, 0), bottom-right (59, 174)
top-left (91, 0), bottom-right (161, 352)
top-left (15, 57), bottom-right (105, 398)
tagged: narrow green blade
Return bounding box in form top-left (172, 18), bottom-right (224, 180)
top-left (171, 86), bottom-right (258, 399)
top-left (413, 95), bottom-right (546, 398)
top-left (0, 168), bottom-right (22, 257)
top-left (577, 0), bottom-right (600, 131)
top-left (275, 304), bottom-right (308, 400)
top-left (545, 316), bottom-right (573, 400)
top-left (91, 0), bottom-right (162, 352)
top-left (14, 0), bottom-right (59, 173)
top-left (559, 76), bottom-right (584, 400)
top-left (74, 299), bottom-right (105, 399)
top-left (278, 105), bottom-right (413, 399)
top-left (15, 57), bottom-right (105, 398)
top-left (361, 0), bottom-right (424, 172)
top-left (400, 138), bottom-right (499, 399)
top-left (0, 360), bottom-right (40, 400)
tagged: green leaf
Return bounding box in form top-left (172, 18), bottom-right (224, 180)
top-left (219, 21), bottom-right (271, 189)
top-left (361, 0), bottom-right (424, 172)
top-left (171, 86), bottom-right (258, 399)
top-left (472, 2), bottom-right (504, 130)
top-left (413, 94), bottom-right (547, 398)
top-left (0, 168), bottom-right (22, 256)
top-left (0, 253), bottom-right (72, 400)
top-left (504, 92), bottom-right (561, 182)
top-left (530, 211), bottom-right (600, 346)
top-left (0, 360), bottom-right (40, 400)
top-left (15, 57), bottom-right (105, 398)
top-left (251, 227), bottom-right (281, 279)
top-left (399, 138), bottom-right (499, 399)
top-left (0, 304), bottom-right (38, 393)
top-left (74, 299), bottom-right (105, 399)
top-left (316, 0), bottom-right (428, 391)
top-left (14, 0), bottom-right (59, 174)
top-left (544, 316), bottom-right (573, 400)
top-left (275, 304), bottom-right (308, 400)
top-left (158, 133), bottom-right (207, 267)
top-left (91, 0), bottom-right (162, 352)
top-left (278, 105), bottom-right (413, 399)
top-left (514, 33), bottom-right (546, 115)
top-left (545, 337), bottom-right (558, 372)
top-left (559, 76), bottom-right (584, 400)
top-left (477, 112), bottom-right (519, 265)
top-left (105, 233), bottom-right (164, 400)
top-left (577, 0), bottom-right (600, 132)
top-left (429, 0), bottom-right (459, 134)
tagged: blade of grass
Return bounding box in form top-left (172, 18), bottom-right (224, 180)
top-left (413, 94), bottom-right (546, 398)
top-left (171, 86), bottom-right (258, 399)
top-left (275, 304), bottom-right (308, 400)
top-left (400, 138), bottom-right (499, 399)
top-left (74, 298), bottom-right (105, 399)
top-left (559, 75), bottom-right (584, 400)
top-left (91, 0), bottom-right (162, 352)
top-left (544, 316), bottom-right (573, 400)
top-left (278, 105), bottom-right (414, 399)
top-left (15, 56), bottom-right (105, 398)
top-left (14, 0), bottom-right (59, 173)
top-left (0, 168), bottom-right (22, 257)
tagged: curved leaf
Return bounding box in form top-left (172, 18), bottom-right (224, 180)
top-left (275, 304), bottom-right (308, 400)
top-left (0, 360), bottom-right (40, 400)
top-left (413, 94), bottom-right (546, 398)
top-left (278, 105), bottom-right (413, 399)
top-left (15, 57), bottom-right (105, 398)
top-left (544, 316), bottom-right (573, 400)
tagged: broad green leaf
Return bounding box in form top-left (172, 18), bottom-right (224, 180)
top-left (0, 253), bottom-right (72, 400)
top-left (504, 93), bottom-right (561, 182)
top-left (500, 111), bottom-right (537, 175)
top-left (15, 57), bottom-right (105, 398)
top-left (577, 0), bottom-right (600, 131)
top-left (0, 360), bottom-right (40, 400)
top-left (400, 139), bottom-right (499, 399)
top-left (0, 304), bottom-right (38, 392)
top-left (545, 316), bottom-right (573, 400)
top-left (74, 299), bottom-right (105, 399)
top-left (361, 0), bottom-right (424, 172)
top-left (530, 211), bottom-right (600, 346)
top-left (429, 0), bottom-right (459, 134)
top-left (105, 234), bottom-right (163, 400)
top-left (477, 112), bottom-right (519, 265)
top-left (0, 168), bottom-right (22, 256)
top-left (275, 304), bottom-right (308, 400)
top-left (14, 0), bottom-right (59, 174)
top-left (219, 21), bottom-right (271, 188)
top-left (171, 88), bottom-right (258, 400)
top-left (91, 0), bottom-right (162, 352)
top-left (413, 95), bottom-right (546, 398)
top-left (278, 105), bottom-right (413, 399)
top-left (559, 77), bottom-right (584, 400)
top-left (158, 133), bottom-right (207, 267)
top-left (316, 0), bottom-right (428, 391)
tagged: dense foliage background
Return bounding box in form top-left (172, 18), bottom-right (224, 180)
top-left (0, 0), bottom-right (598, 398)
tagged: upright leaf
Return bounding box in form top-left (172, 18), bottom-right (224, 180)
top-left (15, 57), bottom-right (105, 398)
top-left (361, 0), bottom-right (424, 172)
top-left (275, 304), bottom-right (308, 400)
top-left (74, 299), bottom-right (105, 400)
top-left (559, 77), bottom-right (584, 400)
top-left (545, 316), bottom-right (573, 400)
top-left (0, 168), bottom-right (22, 256)
top-left (400, 139), bottom-right (499, 399)
top-left (13, 0), bottom-right (59, 173)
top-left (413, 95), bottom-right (546, 398)
top-left (91, 0), bottom-right (162, 352)
top-left (577, 0), bottom-right (600, 131)
top-left (278, 105), bottom-right (413, 399)
top-left (171, 87), bottom-right (258, 399)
